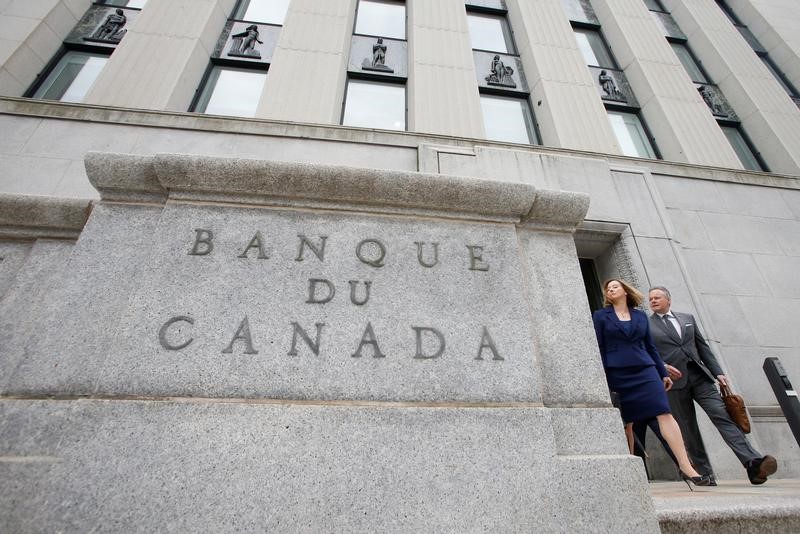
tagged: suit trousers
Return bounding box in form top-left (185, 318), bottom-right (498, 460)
top-left (668, 362), bottom-right (761, 474)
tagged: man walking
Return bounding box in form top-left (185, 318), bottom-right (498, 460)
top-left (647, 286), bottom-right (777, 484)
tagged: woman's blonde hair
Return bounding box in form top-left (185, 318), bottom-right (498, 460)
top-left (602, 278), bottom-right (643, 308)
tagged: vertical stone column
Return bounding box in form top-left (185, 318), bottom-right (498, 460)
top-left (0, 0), bottom-right (92, 96)
top-left (256, 0), bottom-right (355, 124)
top-left (84, 0), bottom-right (236, 112)
top-left (506, 0), bottom-right (620, 154)
top-left (407, 0), bottom-right (484, 138)
top-left (593, 0), bottom-right (742, 168)
top-left (729, 0), bottom-right (800, 92)
top-left (663, 0), bottom-right (800, 174)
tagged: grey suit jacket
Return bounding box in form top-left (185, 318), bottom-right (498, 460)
top-left (648, 311), bottom-right (724, 390)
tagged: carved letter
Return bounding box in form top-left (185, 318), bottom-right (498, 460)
top-left (295, 235), bottom-right (327, 262)
top-left (412, 326), bottom-right (446, 359)
top-left (189, 229), bottom-right (214, 256)
top-left (348, 280), bottom-right (371, 306)
top-left (158, 315), bottom-right (194, 350)
top-left (306, 278), bottom-right (335, 304)
top-left (414, 242), bottom-right (439, 268)
top-left (221, 316), bottom-right (259, 354)
top-left (237, 231), bottom-right (269, 259)
top-left (288, 322), bottom-right (325, 356)
top-left (352, 321), bottom-right (385, 358)
top-left (356, 238), bottom-right (386, 268)
top-left (466, 245), bottom-right (489, 271)
top-left (475, 327), bottom-right (503, 361)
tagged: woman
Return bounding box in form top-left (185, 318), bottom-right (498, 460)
top-left (592, 279), bottom-right (711, 488)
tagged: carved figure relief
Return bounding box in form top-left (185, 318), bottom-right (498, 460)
top-left (698, 85), bottom-right (725, 116)
top-left (229, 24), bottom-right (263, 59)
top-left (87, 8), bottom-right (128, 43)
top-left (362, 38), bottom-right (394, 73)
top-left (485, 55), bottom-right (516, 88)
top-left (598, 70), bottom-right (626, 102)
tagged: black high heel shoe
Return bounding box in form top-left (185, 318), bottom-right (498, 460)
top-left (679, 471), bottom-right (712, 491)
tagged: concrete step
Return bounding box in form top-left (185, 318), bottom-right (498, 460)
top-left (652, 479), bottom-right (800, 533)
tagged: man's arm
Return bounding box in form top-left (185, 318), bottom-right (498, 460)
top-left (689, 314), bottom-right (725, 378)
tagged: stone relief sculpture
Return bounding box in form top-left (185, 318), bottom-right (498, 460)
top-left (362, 38), bottom-right (394, 73)
top-left (698, 85), bottom-right (725, 116)
top-left (486, 55), bottom-right (516, 88)
top-left (598, 70), bottom-right (626, 102)
top-left (90, 8), bottom-right (127, 43)
top-left (229, 24), bottom-right (263, 59)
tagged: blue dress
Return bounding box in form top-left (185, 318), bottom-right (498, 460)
top-left (592, 307), bottom-right (671, 423)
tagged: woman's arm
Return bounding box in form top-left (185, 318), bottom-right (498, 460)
top-left (592, 310), bottom-right (606, 365)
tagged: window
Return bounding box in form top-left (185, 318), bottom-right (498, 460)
top-left (573, 28), bottom-right (615, 68)
top-left (466, 12), bottom-right (515, 53)
top-left (235, 0), bottom-right (290, 25)
top-left (32, 51), bottom-right (108, 103)
top-left (607, 111), bottom-right (656, 158)
top-left (354, 0), bottom-right (406, 39)
top-left (721, 126), bottom-right (764, 171)
top-left (194, 67), bottom-right (267, 117)
top-left (480, 94), bottom-right (537, 144)
top-left (342, 79), bottom-right (405, 130)
top-left (642, 0), bottom-right (664, 11)
top-left (103, 0), bottom-right (147, 7)
top-left (670, 43), bottom-right (708, 84)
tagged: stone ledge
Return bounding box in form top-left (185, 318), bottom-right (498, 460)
top-left (0, 194), bottom-right (91, 240)
top-left (85, 152), bottom-right (590, 228)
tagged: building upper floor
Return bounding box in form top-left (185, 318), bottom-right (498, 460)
top-left (2, 0), bottom-right (800, 175)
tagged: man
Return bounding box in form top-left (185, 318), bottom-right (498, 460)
top-left (646, 286), bottom-right (777, 485)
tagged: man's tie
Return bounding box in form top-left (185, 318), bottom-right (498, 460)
top-left (662, 314), bottom-right (681, 339)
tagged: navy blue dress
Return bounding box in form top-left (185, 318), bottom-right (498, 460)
top-left (592, 307), bottom-right (671, 423)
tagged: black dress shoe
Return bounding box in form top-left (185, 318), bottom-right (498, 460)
top-left (747, 455), bottom-right (777, 485)
top-left (706, 474), bottom-right (717, 486)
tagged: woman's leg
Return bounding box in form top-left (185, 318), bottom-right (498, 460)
top-left (624, 423), bottom-right (634, 455)
top-left (656, 413), bottom-right (701, 478)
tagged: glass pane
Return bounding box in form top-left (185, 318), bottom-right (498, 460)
top-left (238, 0), bottom-right (291, 25)
top-left (643, 0), bottom-right (664, 11)
top-left (197, 67), bottom-right (267, 117)
top-left (607, 111), bottom-right (656, 158)
top-left (355, 0), bottom-right (406, 40)
top-left (760, 56), bottom-right (797, 96)
top-left (670, 43), bottom-right (708, 83)
top-left (721, 126), bottom-right (763, 171)
top-left (105, 0), bottom-right (147, 7)
top-left (33, 52), bottom-right (108, 103)
top-left (480, 95), bottom-right (536, 144)
top-left (574, 29), bottom-right (614, 67)
top-left (467, 13), bottom-right (514, 53)
top-left (342, 79), bottom-right (405, 130)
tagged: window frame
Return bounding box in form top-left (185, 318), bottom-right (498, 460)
top-left (606, 108), bottom-right (660, 159)
top-left (353, 0), bottom-right (407, 40)
top-left (479, 93), bottom-right (539, 145)
top-left (190, 64), bottom-right (269, 118)
top-left (233, 0), bottom-right (291, 25)
top-left (340, 76), bottom-right (407, 131)
top-left (719, 123), bottom-right (768, 172)
top-left (466, 10), bottom-right (516, 54)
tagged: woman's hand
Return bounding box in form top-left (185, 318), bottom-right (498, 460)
top-left (663, 376), bottom-right (673, 392)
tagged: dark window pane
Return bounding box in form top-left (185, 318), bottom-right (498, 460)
top-left (355, 0), bottom-right (406, 40)
top-left (721, 126), bottom-right (763, 171)
top-left (574, 29), bottom-right (614, 68)
top-left (342, 79), bottom-right (406, 130)
top-left (467, 13), bottom-right (515, 53)
top-left (195, 67), bottom-right (267, 117)
top-left (33, 52), bottom-right (108, 103)
top-left (480, 95), bottom-right (537, 144)
top-left (643, 0), bottom-right (664, 11)
top-left (670, 42), bottom-right (708, 83)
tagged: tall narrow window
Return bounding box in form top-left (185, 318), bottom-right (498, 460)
top-left (566, 1), bottom-right (657, 158)
top-left (721, 126), bottom-right (764, 171)
top-left (343, 0), bottom-right (407, 130)
top-left (26, 1), bottom-right (144, 102)
top-left (192, 0), bottom-right (286, 117)
top-left (466, 3), bottom-right (539, 145)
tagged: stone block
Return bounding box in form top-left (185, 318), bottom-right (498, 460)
top-left (682, 249), bottom-right (769, 296)
top-left (610, 170), bottom-right (666, 238)
top-left (21, 119), bottom-right (138, 160)
top-left (0, 154), bottom-right (72, 196)
top-left (754, 255), bottom-right (800, 298)
top-left (700, 294), bottom-right (758, 347)
top-left (550, 407), bottom-right (629, 456)
top-left (654, 175), bottom-right (724, 212)
top-left (770, 219), bottom-right (800, 256)
top-left (0, 241), bottom-right (31, 298)
top-left (0, 398), bottom-right (660, 533)
top-left (698, 212), bottom-right (783, 254)
top-left (0, 114), bottom-right (39, 155)
top-left (738, 296), bottom-right (800, 348)
top-left (718, 345), bottom-right (796, 407)
top-left (665, 208), bottom-right (713, 249)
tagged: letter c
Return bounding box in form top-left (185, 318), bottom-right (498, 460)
top-left (158, 315), bottom-right (194, 351)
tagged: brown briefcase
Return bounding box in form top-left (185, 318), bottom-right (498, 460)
top-left (720, 384), bottom-right (751, 434)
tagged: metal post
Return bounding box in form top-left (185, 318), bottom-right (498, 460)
top-left (763, 357), bottom-right (800, 447)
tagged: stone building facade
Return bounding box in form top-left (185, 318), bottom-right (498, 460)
top-left (1, 0), bottom-right (800, 526)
